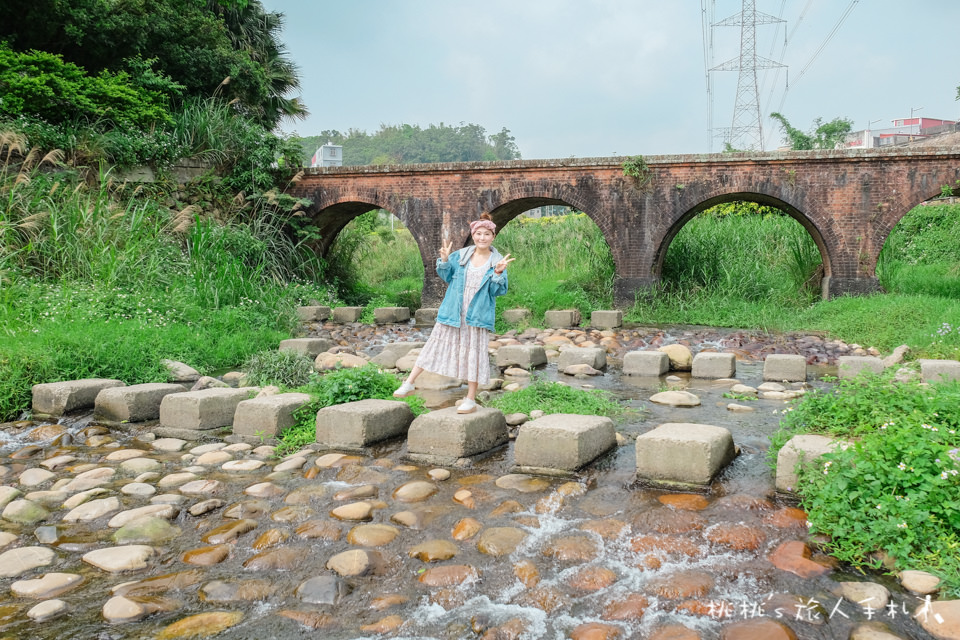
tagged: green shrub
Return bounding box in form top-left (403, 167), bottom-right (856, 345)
top-left (242, 349), bottom-right (314, 388)
top-left (487, 378), bottom-right (624, 418)
top-left (775, 374), bottom-right (960, 596)
top-left (275, 365), bottom-right (427, 455)
top-left (0, 44), bottom-right (176, 129)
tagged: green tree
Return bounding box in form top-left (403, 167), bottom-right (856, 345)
top-left (770, 112), bottom-right (854, 150)
top-left (0, 0), bottom-right (304, 129)
top-left (297, 123), bottom-right (521, 167)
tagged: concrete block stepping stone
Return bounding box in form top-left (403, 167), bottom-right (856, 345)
top-left (919, 358), bottom-right (960, 384)
top-left (158, 387), bottom-right (257, 436)
top-left (414, 307), bottom-right (438, 325)
top-left (374, 306), bottom-right (410, 324)
top-left (836, 356), bottom-right (884, 379)
top-left (32, 379), bottom-right (125, 417)
top-left (557, 347), bottom-right (607, 371)
top-left (332, 306), bottom-right (363, 323)
top-left (691, 352), bottom-right (736, 379)
top-left (406, 407), bottom-right (509, 466)
top-left (514, 414), bottom-right (616, 475)
top-left (296, 305), bottom-right (331, 322)
top-left (763, 354), bottom-right (807, 382)
top-left (623, 351), bottom-right (670, 376)
top-left (494, 344), bottom-right (547, 369)
top-left (315, 399), bottom-right (414, 450)
top-left (278, 338), bottom-right (335, 359)
top-left (775, 434), bottom-right (851, 494)
top-left (590, 310), bottom-right (622, 329)
top-left (544, 309), bottom-right (581, 328)
top-left (501, 308), bottom-right (532, 324)
top-left (635, 423), bottom-right (736, 489)
top-left (94, 383), bottom-right (186, 424)
top-left (370, 342), bottom-right (425, 368)
top-left (232, 392), bottom-right (312, 443)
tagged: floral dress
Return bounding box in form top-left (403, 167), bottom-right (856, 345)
top-left (414, 256), bottom-right (491, 384)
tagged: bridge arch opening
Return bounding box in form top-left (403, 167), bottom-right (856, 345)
top-left (322, 204), bottom-right (425, 308)
top-left (656, 194), bottom-right (827, 306)
top-left (484, 198), bottom-right (616, 316)
top-left (877, 196), bottom-right (960, 298)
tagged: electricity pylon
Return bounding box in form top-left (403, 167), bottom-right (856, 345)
top-left (711, 0), bottom-right (785, 151)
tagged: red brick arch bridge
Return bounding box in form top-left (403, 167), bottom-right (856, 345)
top-left (288, 147), bottom-right (960, 307)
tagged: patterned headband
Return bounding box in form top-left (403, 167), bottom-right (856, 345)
top-left (470, 219), bottom-right (497, 234)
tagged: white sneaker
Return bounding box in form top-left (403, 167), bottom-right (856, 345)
top-left (393, 381), bottom-right (416, 398)
top-left (457, 398), bottom-right (477, 414)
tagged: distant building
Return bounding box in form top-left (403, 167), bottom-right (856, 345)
top-left (845, 116), bottom-right (957, 149)
top-left (311, 142), bottom-right (343, 167)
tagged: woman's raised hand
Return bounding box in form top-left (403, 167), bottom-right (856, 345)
top-left (439, 240), bottom-right (453, 261)
top-left (494, 253), bottom-right (515, 275)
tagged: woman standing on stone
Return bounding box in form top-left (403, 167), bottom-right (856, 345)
top-left (393, 214), bottom-right (514, 413)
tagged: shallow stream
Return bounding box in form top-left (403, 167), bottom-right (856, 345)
top-left (0, 327), bottom-right (939, 639)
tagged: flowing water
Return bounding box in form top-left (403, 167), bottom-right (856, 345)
top-left (0, 328), bottom-right (939, 640)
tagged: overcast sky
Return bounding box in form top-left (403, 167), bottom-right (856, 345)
top-left (262, 0), bottom-right (960, 159)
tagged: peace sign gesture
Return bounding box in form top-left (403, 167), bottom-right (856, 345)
top-left (494, 253), bottom-right (515, 275)
top-left (439, 240), bottom-right (453, 262)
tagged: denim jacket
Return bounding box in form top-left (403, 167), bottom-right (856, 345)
top-left (435, 245), bottom-right (508, 331)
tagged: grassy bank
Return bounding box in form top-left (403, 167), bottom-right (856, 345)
top-left (0, 146), bottom-right (332, 421)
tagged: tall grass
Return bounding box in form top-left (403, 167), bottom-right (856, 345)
top-left (0, 142), bottom-right (332, 421)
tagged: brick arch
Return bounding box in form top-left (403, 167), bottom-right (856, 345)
top-left (299, 194), bottom-right (433, 297)
top-left (480, 184), bottom-right (622, 280)
top-left (652, 191), bottom-right (833, 281)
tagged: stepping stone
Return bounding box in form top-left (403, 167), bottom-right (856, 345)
top-left (691, 352), bottom-right (736, 379)
top-left (776, 434), bottom-right (851, 494)
top-left (94, 383), bottom-right (186, 424)
top-left (406, 407), bottom-right (509, 465)
top-left (501, 308), bottom-right (532, 324)
top-left (494, 344), bottom-right (547, 369)
top-left (836, 356), bottom-right (884, 379)
top-left (296, 305), bottom-right (331, 322)
top-left (32, 379), bottom-right (124, 416)
top-left (332, 306), bottom-right (363, 323)
top-left (635, 423), bottom-right (736, 489)
top-left (514, 414), bottom-right (616, 474)
top-left (919, 358), bottom-right (960, 384)
top-left (373, 307), bottom-right (410, 324)
top-left (315, 399), bottom-right (414, 450)
top-left (278, 338), bottom-right (335, 358)
top-left (590, 310), bottom-right (622, 329)
top-left (544, 309), bottom-right (581, 328)
top-left (414, 308), bottom-right (438, 325)
top-left (623, 351), bottom-right (670, 376)
top-left (159, 387), bottom-right (257, 432)
top-left (557, 347), bottom-right (607, 371)
top-left (232, 392), bottom-right (312, 443)
top-left (763, 354), bottom-right (807, 382)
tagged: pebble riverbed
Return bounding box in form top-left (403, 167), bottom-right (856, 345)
top-left (0, 323), bottom-right (950, 640)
